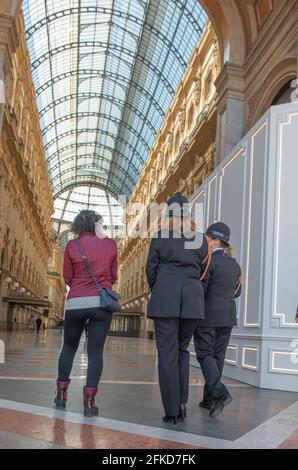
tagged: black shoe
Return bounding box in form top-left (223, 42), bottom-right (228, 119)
top-left (209, 394), bottom-right (233, 418)
top-left (199, 400), bottom-right (214, 410)
top-left (223, 393), bottom-right (232, 406)
top-left (163, 415), bottom-right (178, 425)
top-left (180, 404), bottom-right (187, 418)
top-left (177, 404), bottom-right (187, 422)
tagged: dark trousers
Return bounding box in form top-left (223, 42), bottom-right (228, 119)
top-left (58, 308), bottom-right (112, 387)
top-left (193, 326), bottom-right (232, 402)
top-left (154, 318), bottom-right (199, 416)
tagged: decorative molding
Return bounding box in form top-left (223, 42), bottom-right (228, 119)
top-left (214, 62), bottom-right (245, 107)
top-left (270, 348), bottom-right (298, 375)
top-left (255, 0), bottom-right (273, 29)
top-left (225, 344), bottom-right (238, 366)
top-left (242, 346), bottom-right (259, 371)
top-left (272, 111), bottom-right (298, 328)
top-left (0, 14), bottom-right (19, 65)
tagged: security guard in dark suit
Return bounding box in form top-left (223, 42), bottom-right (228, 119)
top-left (193, 222), bottom-right (242, 418)
top-left (146, 192), bottom-right (210, 424)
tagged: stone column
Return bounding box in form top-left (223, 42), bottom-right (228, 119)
top-left (214, 63), bottom-right (245, 165)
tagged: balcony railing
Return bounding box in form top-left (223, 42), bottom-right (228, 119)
top-left (109, 312), bottom-right (142, 337)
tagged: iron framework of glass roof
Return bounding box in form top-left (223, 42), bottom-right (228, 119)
top-left (23, 0), bottom-right (207, 234)
top-left (52, 186), bottom-right (124, 239)
top-left (23, 0), bottom-right (207, 195)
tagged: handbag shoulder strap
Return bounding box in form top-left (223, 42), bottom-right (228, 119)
top-left (200, 235), bottom-right (212, 282)
top-left (74, 239), bottom-right (101, 294)
top-left (235, 275), bottom-right (242, 296)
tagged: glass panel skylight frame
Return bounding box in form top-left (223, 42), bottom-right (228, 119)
top-left (53, 186), bottom-right (124, 240)
top-left (23, 0), bottom-right (207, 200)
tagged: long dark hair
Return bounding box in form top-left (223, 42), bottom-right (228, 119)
top-left (210, 237), bottom-right (233, 257)
top-left (71, 210), bottom-right (102, 236)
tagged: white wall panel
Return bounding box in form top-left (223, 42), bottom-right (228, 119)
top-left (191, 103), bottom-right (298, 392)
top-left (273, 112), bottom-right (298, 327)
top-left (217, 148), bottom-right (246, 263)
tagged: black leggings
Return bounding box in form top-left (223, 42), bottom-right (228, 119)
top-left (58, 308), bottom-right (112, 387)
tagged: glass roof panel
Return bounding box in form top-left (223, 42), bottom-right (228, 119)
top-left (23, 0), bottom-right (207, 199)
top-left (23, 1), bottom-right (206, 234)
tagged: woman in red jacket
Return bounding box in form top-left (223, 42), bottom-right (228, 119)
top-left (55, 210), bottom-right (118, 417)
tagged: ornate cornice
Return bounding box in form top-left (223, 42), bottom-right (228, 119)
top-left (214, 62), bottom-right (245, 107)
top-left (0, 13), bottom-right (19, 70)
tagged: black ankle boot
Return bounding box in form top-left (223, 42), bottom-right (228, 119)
top-left (209, 394), bottom-right (233, 418)
top-left (162, 415), bottom-right (178, 425)
top-left (199, 400), bottom-right (214, 410)
top-left (178, 404), bottom-right (187, 421)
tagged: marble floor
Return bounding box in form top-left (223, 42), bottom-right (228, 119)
top-left (0, 330), bottom-right (297, 449)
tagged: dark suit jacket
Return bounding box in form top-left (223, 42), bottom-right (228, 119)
top-left (146, 231), bottom-right (208, 319)
top-left (199, 250), bottom-right (242, 327)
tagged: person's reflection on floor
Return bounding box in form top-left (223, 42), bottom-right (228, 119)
top-left (52, 418), bottom-right (67, 447)
top-left (80, 421), bottom-right (96, 449)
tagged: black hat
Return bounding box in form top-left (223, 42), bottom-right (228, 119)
top-left (206, 222), bottom-right (230, 246)
top-left (167, 192), bottom-right (191, 217)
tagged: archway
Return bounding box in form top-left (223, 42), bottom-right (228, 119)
top-left (272, 80), bottom-right (295, 106)
top-left (246, 58), bottom-right (297, 130)
top-left (198, 0), bottom-right (250, 67)
top-left (196, 0), bottom-right (254, 161)
top-left (0, 246), bottom-right (9, 273)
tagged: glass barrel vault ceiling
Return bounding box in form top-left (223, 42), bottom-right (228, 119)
top-left (23, 0), bottom-right (207, 220)
top-left (52, 186), bottom-right (124, 240)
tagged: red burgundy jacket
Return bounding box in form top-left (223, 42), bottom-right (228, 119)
top-left (63, 233), bottom-right (118, 299)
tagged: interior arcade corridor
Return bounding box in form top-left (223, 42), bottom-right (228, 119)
top-left (0, 0), bottom-right (297, 450)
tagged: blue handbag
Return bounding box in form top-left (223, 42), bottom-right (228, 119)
top-left (75, 239), bottom-right (121, 313)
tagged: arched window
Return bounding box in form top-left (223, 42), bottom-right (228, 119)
top-left (174, 130), bottom-right (180, 155)
top-left (9, 255), bottom-right (14, 274)
top-left (188, 104), bottom-right (194, 130)
top-left (272, 80), bottom-right (295, 106)
top-left (204, 71), bottom-right (212, 102)
top-left (164, 151), bottom-right (169, 175)
top-left (0, 249), bottom-right (4, 271)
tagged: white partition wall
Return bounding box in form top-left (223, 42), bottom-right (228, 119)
top-left (190, 102), bottom-right (298, 392)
